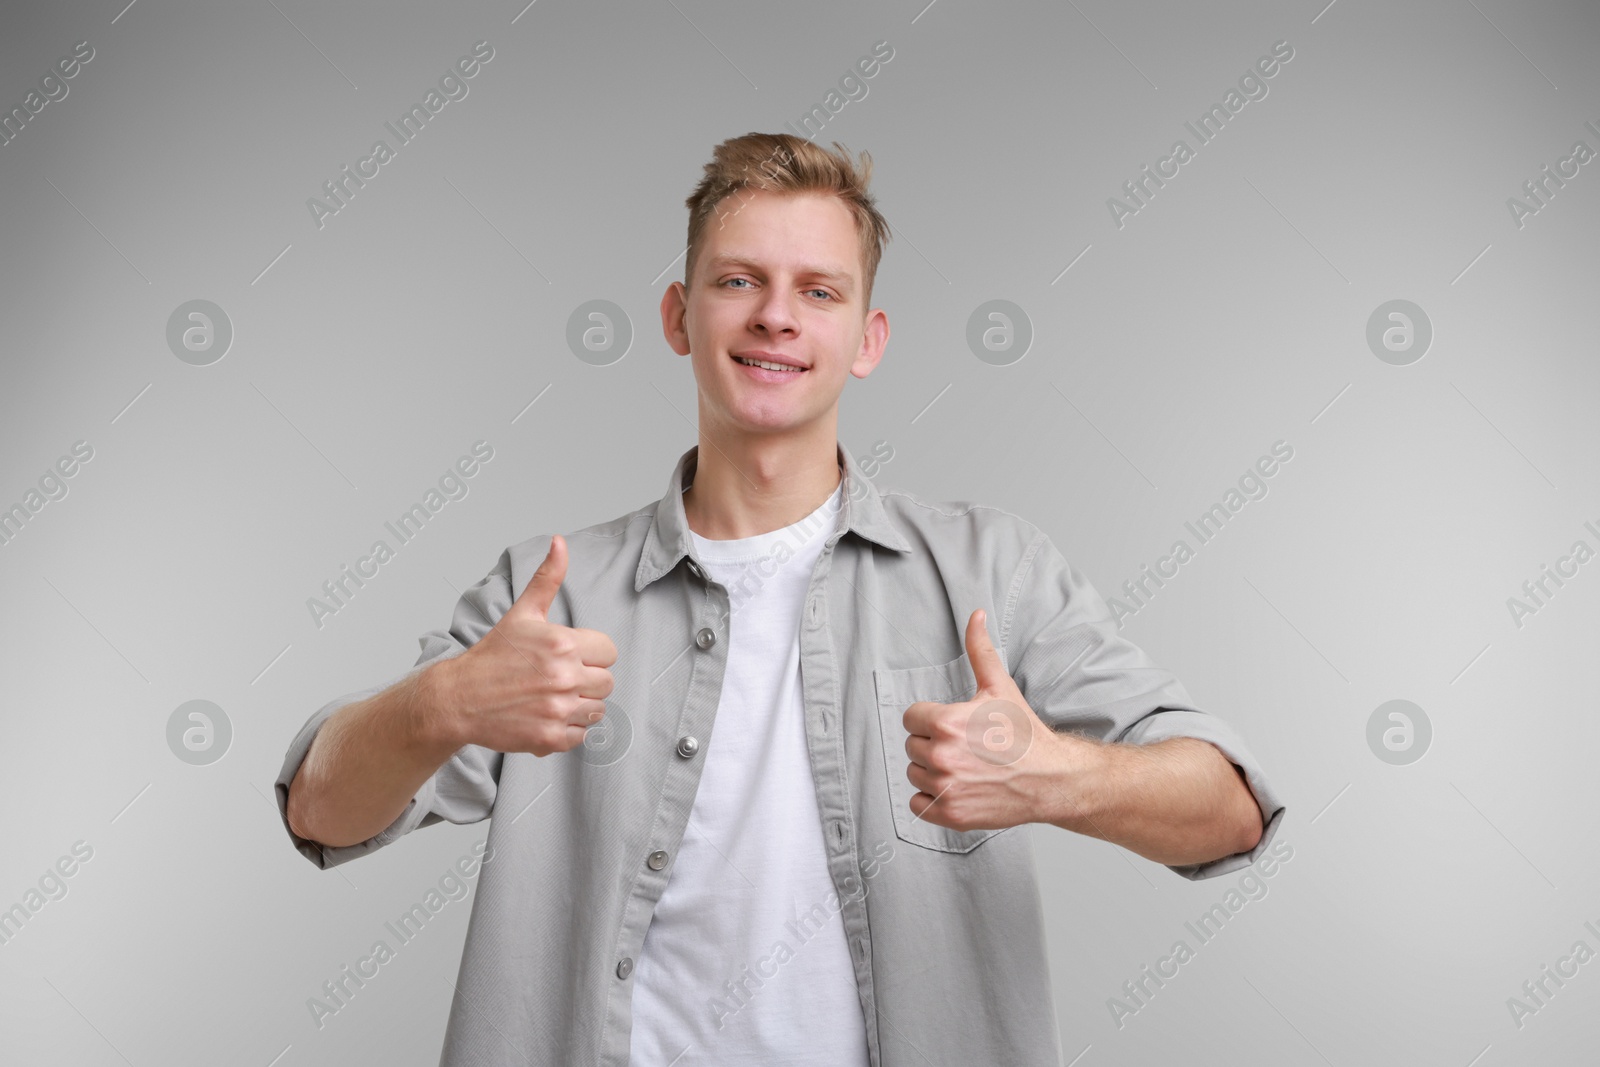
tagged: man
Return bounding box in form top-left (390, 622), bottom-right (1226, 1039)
top-left (277, 132), bottom-right (1284, 1066)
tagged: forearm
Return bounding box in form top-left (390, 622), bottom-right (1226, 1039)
top-left (286, 660), bottom-right (464, 849)
top-left (1045, 735), bottom-right (1264, 867)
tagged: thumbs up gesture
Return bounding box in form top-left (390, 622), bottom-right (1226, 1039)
top-left (901, 609), bottom-right (1079, 832)
top-left (439, 535), bottom-right (619, 757)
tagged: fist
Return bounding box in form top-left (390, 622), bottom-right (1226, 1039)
top-left (442, 534), bottom-right (619, 757)
top-left (901, 609), bottom-right (1069, 833)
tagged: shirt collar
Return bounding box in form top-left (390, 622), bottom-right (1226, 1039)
top-left (635, 441), bottom-right (913, 592)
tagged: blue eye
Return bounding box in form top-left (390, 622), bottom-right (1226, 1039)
top-left (721, 278), bottom-right (833, 300)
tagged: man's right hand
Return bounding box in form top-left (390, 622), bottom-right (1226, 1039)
top-left (434, 534), bottom-right (619, 757)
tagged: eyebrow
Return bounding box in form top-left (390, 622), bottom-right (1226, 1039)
top-left (704, 253), bottom-right (856, 296)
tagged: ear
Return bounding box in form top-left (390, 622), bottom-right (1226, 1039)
top-left (660, 282), bottom-right (691, 356)
top-left (850, 306), bottom-right (889, 379)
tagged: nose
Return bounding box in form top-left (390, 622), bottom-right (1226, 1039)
top-left (749, 284), bottom-right (799, 337)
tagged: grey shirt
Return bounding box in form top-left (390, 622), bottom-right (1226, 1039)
top-left (275, 441), bottom-right (1286, 1066)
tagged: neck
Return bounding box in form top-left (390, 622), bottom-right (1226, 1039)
top-left (682, 421), bottom-right (843, 540)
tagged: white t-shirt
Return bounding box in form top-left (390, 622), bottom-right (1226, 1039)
top-left (629, 475), bottom-right (869, 1066)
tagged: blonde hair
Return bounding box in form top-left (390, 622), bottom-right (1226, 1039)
top-left (683, 132), bottom-right (891, 309)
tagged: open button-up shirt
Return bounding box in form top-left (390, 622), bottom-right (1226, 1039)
top-left (275, 441), bottom-right (1286, 1066)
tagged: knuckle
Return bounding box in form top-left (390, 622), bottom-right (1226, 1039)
top-left (540, 722), bottom-right (575, 752)
top-left (542, 664), bottom-right (578, 692)
top-left (548, 693), bottom-right (582, 719)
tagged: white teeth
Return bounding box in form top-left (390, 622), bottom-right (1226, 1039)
top-left (736, 357), bottom-right (802, 372)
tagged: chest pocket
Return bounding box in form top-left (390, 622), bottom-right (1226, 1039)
top-left (873, 653), bottom-right (1009, 854)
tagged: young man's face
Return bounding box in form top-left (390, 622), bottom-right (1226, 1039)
top-left (661, 188), bottom-right (888, 441)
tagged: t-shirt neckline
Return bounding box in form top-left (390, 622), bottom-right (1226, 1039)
top-left (688, 472), bottom-right (844, 563)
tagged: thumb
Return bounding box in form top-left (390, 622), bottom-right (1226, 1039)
top-left (964, 608), bottom-right (1013, 696)
top-left (516, 534), bottom-right (567, 621)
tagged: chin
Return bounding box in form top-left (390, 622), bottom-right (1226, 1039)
top-left (721, 398), bottom-right (808, 429)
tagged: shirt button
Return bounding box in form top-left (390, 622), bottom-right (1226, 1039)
top-left (687, 560), bottom-right (703, 578)
top-left (676, 735), bottom-right (699, 758)
top-left (695, 627), bottom-right (716, 650)
top-left (647, 849), bottom-right (669, 871)
top-left (616, 957), bottom-right (634, 979)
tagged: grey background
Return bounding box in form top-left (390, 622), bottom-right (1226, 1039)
top-left (2, 0), bottom-right (1596, 1063)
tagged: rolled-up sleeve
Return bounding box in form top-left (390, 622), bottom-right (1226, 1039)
top-left (273, 546), bottom-right (522, 869)
top-left (1001, 530), bottom-right (1285, 880)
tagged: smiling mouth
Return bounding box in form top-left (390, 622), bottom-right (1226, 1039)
top-left (733, 356), bottom-right (806, 372)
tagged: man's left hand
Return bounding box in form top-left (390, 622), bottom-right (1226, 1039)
top-left (903, 609), bottom-right (1091, 833)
